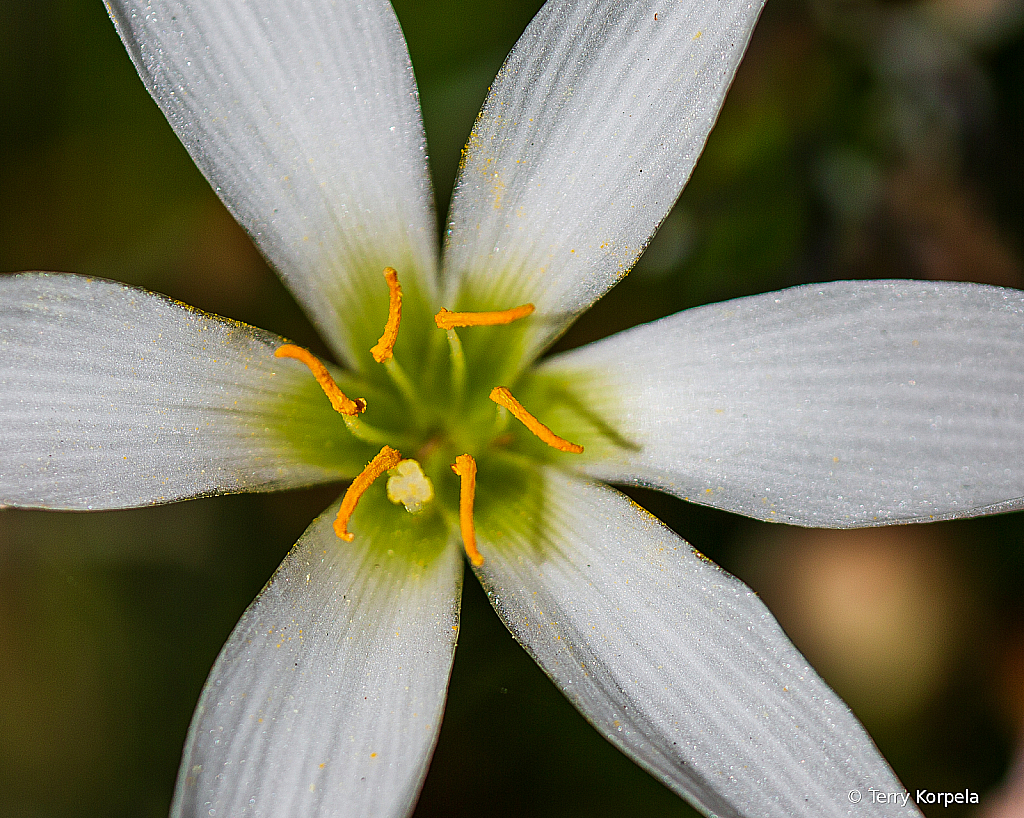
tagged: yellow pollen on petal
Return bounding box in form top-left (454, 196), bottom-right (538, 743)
top-left (334, 445), bottom-right (403, 541)
top-left (370, 267), bottom-right (403, 363)
top-left (434, 303), bottom-right (534, 329)
top-left (451, 454), bottom-right (483, 566)
top-left (275, 344), bottom-right (366, 415)
top-left (489, 386), bottom-right (584, 454)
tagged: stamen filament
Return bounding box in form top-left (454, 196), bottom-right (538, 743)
top-left (275, 345), bottom-right (366, 415)
top-left (445, 328), bottom-right (466, 402)
top-left (341, 415), bottom-right (415, 449)
top-left (489, 386), bottom-right (584, 454)
top-left (383, 357), bottom-right (420, 408)
top-left (370, 267), bottom-right (402, 363)
top-left (335, 445), bottom-right (402, 541)
top-left (451, 453), bottom-right (483, 566)
top-left (434, 303), bottom-right (535, 329)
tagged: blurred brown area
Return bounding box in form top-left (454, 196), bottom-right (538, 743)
top-left (1, 0), bottom-right (1022, 816)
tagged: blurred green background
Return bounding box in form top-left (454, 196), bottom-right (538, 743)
top-left (1, 0), bottom-right (1023, 815)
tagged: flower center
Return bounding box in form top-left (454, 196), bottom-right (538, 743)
top-left (277, 267), bottom-right (583, 565)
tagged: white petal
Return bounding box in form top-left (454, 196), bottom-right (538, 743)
top-left (474, 469), bottom-right (917, 818)
top-left (541, 280), bottom-right (1024, 526)
top-left (172, 497), bottom-right (462, 818)
top-left (107, 0), bottom-right (438, 364)
top-left (443, 0), bottom-right (765, 356)
top-left (0, 273), bottom-right (366, 509)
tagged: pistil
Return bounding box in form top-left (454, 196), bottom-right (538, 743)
top-left (386, 459), bottom-right (435, 513)
top-left (335, 445), bottom-right (403, 541)
top-left (489, 386), bottom-right (584, 453)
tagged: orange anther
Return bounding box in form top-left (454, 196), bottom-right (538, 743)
top-left (489, 386), bottom-right (584, 454)
top-left (451, 454), bottom-right (483, 566)
top-left (370, 267), bottom-right (403, 363)
top-left (275, 344), bottom-right (366, 415)
top-left (334, 445), bottom-right (402, 541)
top-left (434, 303), bottom-right (534, 330)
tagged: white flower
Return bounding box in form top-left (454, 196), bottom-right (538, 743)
top-left (2, 1), bottom-right (1022, 817)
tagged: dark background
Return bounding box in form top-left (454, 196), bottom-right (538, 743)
top-left (1, 0), bottom-right (1022, 815)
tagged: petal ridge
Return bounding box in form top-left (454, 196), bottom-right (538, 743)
top-left (106, 0), bottom-right (438, 364)
top-left (474, 468), bottom-right (919, 817)
top-left (0, 273), bottom-right (362, 509)
top-left (444, 0), bottom-right (766, 359)
top-left (172, 501), bottom-right (462, 818)
top-left (543, 279), bottom-right (1024, 526)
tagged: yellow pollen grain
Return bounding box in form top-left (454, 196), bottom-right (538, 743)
top-left (275, 344), bottom-right (366, 415)
top-left (451, 454), bottom-right (483, 566)
top-left (489, 386), bottom-right (584, 454)
top-left (334, 445), bottom-right (402, 541)
top-left (434, 303), bottom-right (534, 329)
top-left (370, 267), bottom-right (402, 363)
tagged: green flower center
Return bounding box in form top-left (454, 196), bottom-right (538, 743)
top-left (279, 267), bottom-right (598, 565)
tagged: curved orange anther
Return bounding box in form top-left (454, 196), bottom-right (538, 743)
top-left (370, 267), bottom-right (403, 363)
top-left (275, 344), bottom-right (366, 415)
top-left (451, 453), bottom-right (483, 566)
top-left (434, 303), bottom-right (534, 330)
top-left (489, 386), bottom-right (583, 454)
top-left (334, 445), bottom-right (403, 541)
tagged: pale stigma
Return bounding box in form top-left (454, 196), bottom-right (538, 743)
top-left (386, 459), bottom-right (435, 513)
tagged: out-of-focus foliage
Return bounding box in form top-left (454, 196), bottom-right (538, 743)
top-left (0, 0), bottom-right (1021, 816)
